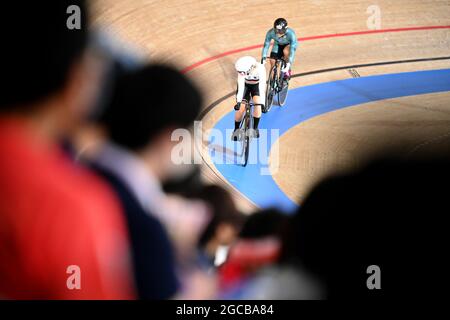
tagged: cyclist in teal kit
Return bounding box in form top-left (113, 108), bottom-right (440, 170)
top-left (261, 18), bottom-right (298, 80)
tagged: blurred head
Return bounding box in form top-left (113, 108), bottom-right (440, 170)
top-left (239, 208), bottom-right (288, 240)
top-left (273, 18), bottom-right (288, 36)
top-left (196, 185), bottom-right (246, 252)
top-left (100, 64), bottom-right (203, 181)
top-left (224, 209), bottom-right (289, 272)
top-left (163, 164), bottom-right (204, 195)
top-left (0, 1), bottom-right (103, 137)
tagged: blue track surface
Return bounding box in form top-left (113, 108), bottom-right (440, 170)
top-left (208, 69), bottom-right (450, 213)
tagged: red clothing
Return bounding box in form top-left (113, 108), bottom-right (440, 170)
top-left (219, 238), bottom-right (281, 290)
top-left (0, 119), bottom-right (136, 299)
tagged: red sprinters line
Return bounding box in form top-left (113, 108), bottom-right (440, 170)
top-left (181, 25), bottom-right (450, 73)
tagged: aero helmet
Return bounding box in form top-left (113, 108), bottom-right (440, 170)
top-left (274, 18), bottom-right (288, 34)
top-left (235, 56), bottom-right (257, 74)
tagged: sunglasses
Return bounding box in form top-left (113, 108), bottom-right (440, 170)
top-left (275, 26), bottom-right (286, 35)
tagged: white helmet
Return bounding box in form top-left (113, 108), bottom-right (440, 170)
top-left (235, 56), bottom-right (257, 74)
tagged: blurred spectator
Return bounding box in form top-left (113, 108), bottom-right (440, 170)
top-left (292, 154), bottom-right (450, 299)
top-left (218, 209), bottom-right (288, 297)
top-left (238, 209), bottom-right (287, 240)
top-left (218, 208), bottom-right (325, 299)
top-left (92, 64), bottom-right (215, 299)
top-left (68, 29), bottom-right (147, 160)
top-left (192, 185), bottom-right (246, 269)
top-left (0, 1), bottom-right (135, 299)
top-left (163, 166), bottom-right (246, 271)
top-left (163, 165), bottom-right (204, 196)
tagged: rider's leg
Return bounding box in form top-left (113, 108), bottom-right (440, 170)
top-left (251, 96), bottom-right (262, 138)
top-left (234, 102), bottom-right (246, 129)
top-left (268, 57), bottom-right (276, 78)
top-left (282, 45), bottom-right (291, 79)
top-left (232, 101), bottom-right (246, 140)
top-left (252, 96), bottom-right (262, 128)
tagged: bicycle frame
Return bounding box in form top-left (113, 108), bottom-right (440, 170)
top-left (239, 99), bottom-right (264, 134)
top-left (266, 58), bottom-right (289, 110)
top-left (270, 58), bottom-right (286, 85)
top-left (237, 99), bottom-right (264, 166)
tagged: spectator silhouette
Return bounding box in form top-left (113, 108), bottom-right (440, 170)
top-left (92, 64), bottom-right (215, 299)
top-left (0, 1), bottom-right (135, 299)
top-left (190, 185), bottom-right (246, 269)
top-left (293, 154), bottom-right (450, 299)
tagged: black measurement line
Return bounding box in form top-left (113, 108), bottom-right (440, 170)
top-left (198, 56), bottom-right (450, 120)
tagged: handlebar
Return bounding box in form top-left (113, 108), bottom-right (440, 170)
top-left (240, 100), bottom-right (264, 107)
top-left (262, 57), bottom-right (286, 63)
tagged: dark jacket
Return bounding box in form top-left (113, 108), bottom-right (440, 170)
top-left (93, 164), bottom-right (179, 299)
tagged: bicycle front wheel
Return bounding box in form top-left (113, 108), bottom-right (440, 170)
top-left (240, 113), bottom-right (251, 166)
top-left (242, 135), bottom-right (250, 166)
top-left (265, 66), bottom-right (276, 113)
top-left (277, 79), bottom-right (289, 106)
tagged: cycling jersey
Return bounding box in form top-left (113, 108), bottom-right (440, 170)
top-left (236, 63), bottom-right (266, 104)
top-left (262, 28), bottom-right (298, 64)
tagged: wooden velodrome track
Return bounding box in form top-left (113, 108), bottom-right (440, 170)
top-left (92, 0), bottom-right (450, 212)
